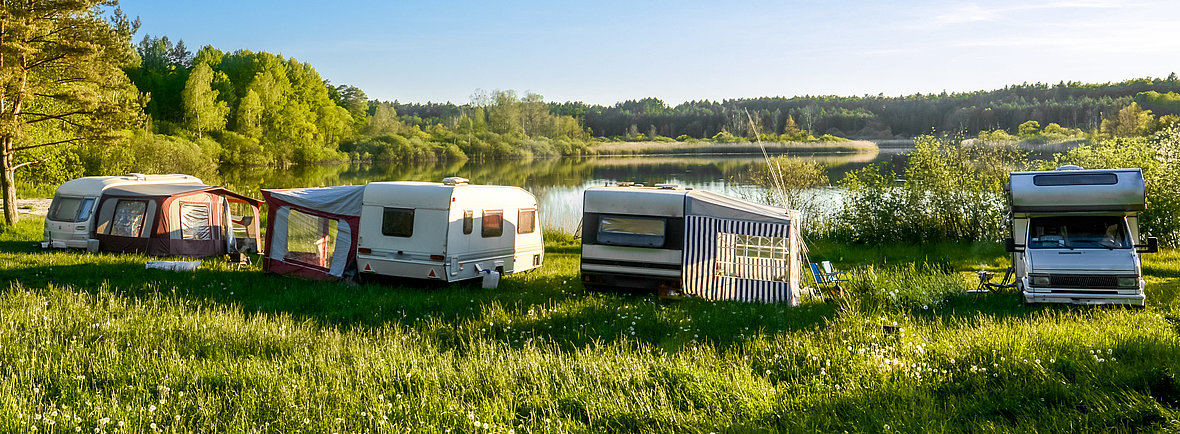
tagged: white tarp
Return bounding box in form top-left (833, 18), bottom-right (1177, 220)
top-left (684, 190), bottom-right (793, 224)
top-left (265, 185), bottom-right (366, 217)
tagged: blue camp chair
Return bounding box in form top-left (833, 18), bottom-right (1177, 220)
top-left (809, 261), bottom-right (850, 297)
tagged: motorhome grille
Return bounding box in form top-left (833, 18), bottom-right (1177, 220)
top-left (1049, 274), bottom-right (1118, 289)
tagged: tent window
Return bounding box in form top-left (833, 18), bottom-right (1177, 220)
top-left (518, 209), bottom-right (536, 234)
top-left (463, 210), bottom-right (473, 234)
top-left (110, 200), bottom-right (148, 237)
top-left (597, 215), bottom-right (665, 247)
top-left (49, 196), bottom-right (95, 222)
top-left (482, 210), bottom-right (503, 238)
top-left (180, 203), bottom-right (212, 240)
top-left (715, 233), bottom-right (789, 282)
top-left (382, 207), bottom-right (414, 237)
top-left (286, 209), bottom-right (338, 268)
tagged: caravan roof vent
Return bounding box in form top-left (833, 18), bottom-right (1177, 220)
top-left (128, 173), bottom-right (147, 180)
top-left (616, 182), bottom-right (635, 187)
top-left (1056, 165), bottom-right (1084, 171)
top-left (655, 184), bottom-right (680, 189)
top-left (443, 177), bottom-right (470, 186)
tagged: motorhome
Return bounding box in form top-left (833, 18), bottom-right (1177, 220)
top-left (43, 174), bottom-right (205, 250)
top-left (581, 184), bottom-right (803, 304)
top-left (1006, 166), bottom-right (1158, 306)
top-left (262, 178), bottom-right (544, 283)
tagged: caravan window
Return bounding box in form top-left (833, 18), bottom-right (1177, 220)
top-left (1028, 216), bottom-right (1130, 249)
top-left (463, 210), bottom-right (473, 234)
top-left (109, 200), bottom-right (148, 237)
top-left (180, 203), bottom-right (212, 240)
top-left (382, 207), bottom-right (414, 237)
top-left (518, 209), bottom-right (536, 234)
top-left (715, 233), bottom-right (790, 282)
top-left (597, 215), bottom-right (665, 247)
top-left (49, 196), bottom-right (95, 222)
top-left (482, 210), bottom-right (504, 238)
top-left (286, 209), bottom-right (338, 268)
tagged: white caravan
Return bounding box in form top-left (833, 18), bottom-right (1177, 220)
top-left (42, 174), bottom-right (204, 250)
top-left (1006, 166), bottom-right (1158, 306)
top-left (355, 177), bottom-right (544, 282)
top-left (581, 184), bottom-right (802, 304)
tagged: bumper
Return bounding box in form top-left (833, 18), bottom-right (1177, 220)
top-left (1022, 278), bottom-right (1145, 306)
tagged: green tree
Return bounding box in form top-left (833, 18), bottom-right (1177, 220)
top-left (0, 0), bottom-right (141, 225)
top-left (182, 63), bottom-right (229, 138)
top-left (1101, 102), bottom-right (1156, 137)
top-left (1018, 120), bottom-right (1041, 138)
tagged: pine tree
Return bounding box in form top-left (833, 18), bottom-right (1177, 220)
top-left (0, 0), bottom-right (141, 225)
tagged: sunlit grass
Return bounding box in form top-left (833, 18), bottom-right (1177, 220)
top-left (1, 216), bottom-right (1179, 432)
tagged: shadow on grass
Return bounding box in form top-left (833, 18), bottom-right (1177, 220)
top-left (1, 250), bottom-right (846, 353)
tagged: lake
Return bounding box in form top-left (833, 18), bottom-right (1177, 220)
top-left (217, 145), bottom-right (910, 232)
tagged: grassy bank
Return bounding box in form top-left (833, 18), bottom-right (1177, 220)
top-left (590, 140), bottom-right (879, 155)
top-left (2, 217), bottom-right (1180, 432)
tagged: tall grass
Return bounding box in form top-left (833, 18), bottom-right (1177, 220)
top-left (1, 216), bottom-right (1180, 432)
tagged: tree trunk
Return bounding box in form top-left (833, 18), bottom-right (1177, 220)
top-left (1, 139), bottom-right (17, 225)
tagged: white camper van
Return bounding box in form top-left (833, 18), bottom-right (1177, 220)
top-left (42, 174), bottom-right (204, 250)
top-left (1006, 167), bottom-right (1158, 306)
top-left (355, 177), bottom-right (544, 282)
top-left (581, 184), bottom-right (803, 304)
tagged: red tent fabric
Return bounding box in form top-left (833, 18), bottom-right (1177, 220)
top-left (261, 186), bottom-right (365, 280)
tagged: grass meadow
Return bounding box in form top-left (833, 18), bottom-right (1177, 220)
top-left (2, 217), bottom-right (1180, 432)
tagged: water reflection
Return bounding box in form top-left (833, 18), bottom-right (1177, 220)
top-left (217, 150), bottom-right (891, 232)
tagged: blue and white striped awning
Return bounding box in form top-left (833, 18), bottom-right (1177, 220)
top-left (681, 215), bottom-right (799, 304)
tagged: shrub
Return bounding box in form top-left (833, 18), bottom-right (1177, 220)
top-left (831, 135), bottom-right (1025, 244)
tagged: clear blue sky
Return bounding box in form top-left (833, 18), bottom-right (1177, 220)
top-left (117, 0), bottom-right (1180, 106)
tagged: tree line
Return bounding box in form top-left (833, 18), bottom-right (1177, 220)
top-left (391, 78), bottom-right (1180, 141)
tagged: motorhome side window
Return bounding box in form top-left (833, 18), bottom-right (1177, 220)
top-left (49, 196), bottom-right (96, 222)
top-left (596, 215), bottom-right (666, 247)
top-left (1028, 216), bottom-right (1130, 249)
top-left (382, 207), bottom-right (414, 237)
top-left (463, 210), bottom-right (473, 234)
top-left (482, 210), bottom-right (504, 237)
top-left (518, 209), bottom-right (536, 234)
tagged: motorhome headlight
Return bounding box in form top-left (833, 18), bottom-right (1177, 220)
top-left (1030, 274), bottom-right (1050, 287)
top-left (1117, 276), bottom-right (1139, 288)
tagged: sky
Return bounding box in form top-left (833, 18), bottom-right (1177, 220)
top-left (117, 0), bottom-right (1180, 106)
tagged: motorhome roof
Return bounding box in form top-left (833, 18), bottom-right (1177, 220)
top-left (1009, 168), bottom-right (1145, 212)
top-left (53, 174), bottom-right (203, 197)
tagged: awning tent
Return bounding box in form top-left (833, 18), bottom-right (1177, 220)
top-left (261, 185), bottom-right (365, 280)
top-left (680, 191), bottom-right (802, 304)
top-left (92, 184), bottom-right (261, 257)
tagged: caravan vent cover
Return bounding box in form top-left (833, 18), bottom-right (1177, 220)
top-left (655, 184), bottom-right (680, 189)
top-left (443, 177), bottom-right (470, 186)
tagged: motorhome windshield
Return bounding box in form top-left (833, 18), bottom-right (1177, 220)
top-left (48, 196), bottom-right (96, 223)
top-left (1028, 216), bottom-right (1130, 249)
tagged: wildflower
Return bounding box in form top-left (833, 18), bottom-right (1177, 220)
top-left (467, 412), bottom-right (475, 420)
top-left (150, 423), bottom-right (157, 430)
top-left (474, 421), bottom-right (481, 428)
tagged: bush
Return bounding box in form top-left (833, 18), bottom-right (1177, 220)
top-left (1050, 127), bottom-right (1180, 247)
top-left (831, 135), bottom-right (1025, 244)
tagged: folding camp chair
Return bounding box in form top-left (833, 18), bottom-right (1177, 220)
top-left (971, 267), bottom-right (1016, 294)
top-left (809, 261), bottom-right (850, 298)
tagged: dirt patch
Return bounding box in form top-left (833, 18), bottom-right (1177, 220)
top-left (17, 198), bottom-right (51, 216)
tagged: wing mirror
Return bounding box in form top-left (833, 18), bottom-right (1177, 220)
top-left (1137, 237), bottom-right (1159, 253)
top-left (1004, 237), bottom-right (1024, 252)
